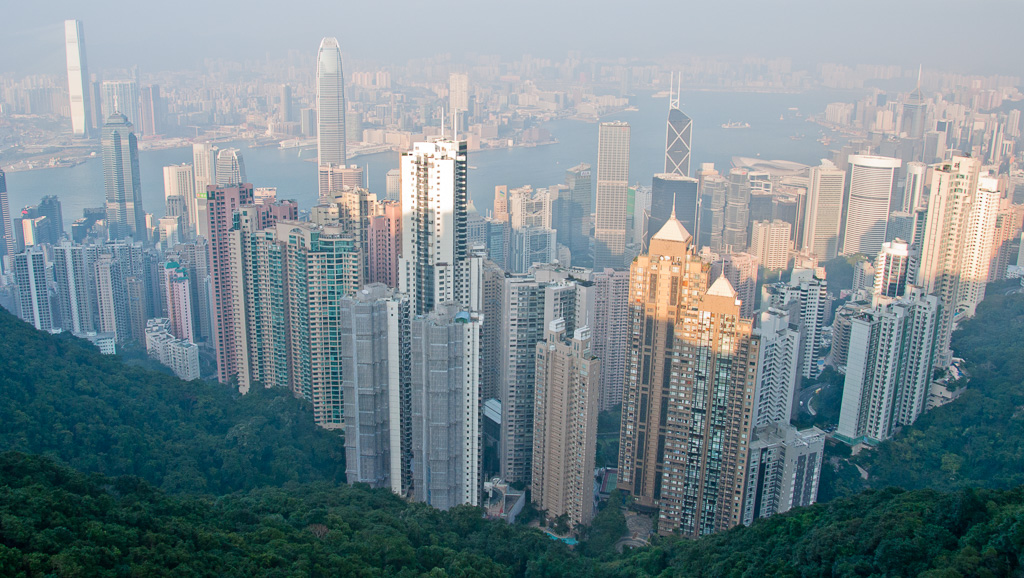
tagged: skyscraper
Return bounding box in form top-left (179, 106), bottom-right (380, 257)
top-left (842, 155), bottom-right (901, 257)
top-left (752, 308), bottom-right (801, 427)
top-left (803, 160), bottom-right (846, 261)
top-left (101, 113), bottom-right (145, 241)
top-left (449, 73), bottom-right (470, 129)
top-left (917, 156), bottom-right (981, 368)
top-left (316, 38), bottom-right (346, 171)
top-left (532, 320), bottom-right (599, 531)
top-left (0, 169), bottom-right (13, 269)
top-left (214, 149), bottom-right (247, 187)
top-left (873, 239), bottom-right (911, 303)
top-left (410, 304), bottom-right (482, 510)
top-left (742, 424), bottom-right (824, 525)
top-left (723, 168), bottom-right (752, 251)
top-left (140, 85), bottom-right (162, 136)
top-left (591, 267), bottom-right (629, 411)
top-left (198, 184), bottom-right (255, 383)
top-left (163, 164), bottom-right (195, 234)
top-left (958, 175), bottom-right (1001, 315)
top-left (564, 163), bottom-right (592, 266)
top-left (399, 140), bottom-right (472, 316)
top-left (163, 262), bottom-right (194, 343)
top-left (594, 121), bottom-right (630, 270)
top-left (763, 269), bottom-right (829, 379)
top-left (647, 173), bottom-right (699, 252)
top-left (64, 20), bottom-right (91, 138)
top-left (750, 220), bottom-right (792, 271)
top-left (13, 248), bottom-right (53, 332)
top-left (340, 284), bottom-right (409, 489)
top-left (617, 211), bottom-right (758, 537)
top-left (664, 73), bottom-right (692, 177)
top-left (53, 241), bottom-right (98, 334)
top-left (837, 290), bottom-right (938, 444)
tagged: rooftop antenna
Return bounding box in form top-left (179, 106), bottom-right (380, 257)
top-left (669, 71), bottom-right (680, 110)
top-left (440, 106), bottom-right (446, 139)
top-left (671, 192), bottom-right (677, 220)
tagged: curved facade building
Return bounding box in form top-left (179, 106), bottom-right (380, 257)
top-left (842, 155), bottom-right (901, 257)
top-left (101, 113), bottom-right (145, 241)
top-left (316, 38), bottom-right (346, 169)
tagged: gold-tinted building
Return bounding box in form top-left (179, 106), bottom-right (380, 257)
top-left (617, 210), bottom-right (758, 537)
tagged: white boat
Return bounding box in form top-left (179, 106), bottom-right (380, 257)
top-left (721, 121), bottom-right (750, 129)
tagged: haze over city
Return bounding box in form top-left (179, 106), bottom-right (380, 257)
top-left (1, 2), bottom-right (1024, 575)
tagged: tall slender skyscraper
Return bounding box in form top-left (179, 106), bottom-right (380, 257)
top-left (647, 173), bottom-right (699, 251)
top-left (664, 73), bottom-right (692, 177)
top-left (316, 37), bottom-right (346, 191)
top-left (101, 113), bottom-right (145, 241)
top-left (532, 320), bottom-right (599, 531)
top-left (399, 140), bottom-right (471, 316)
top-left (163, 164), bottom-right (195, 234)
top-left (594, 122), bottom-right (630, 270)
top-left (842, 155), bottom-right (901, 257)
top-left (0, 169), bottom-right (15, 269)
top-left (64, 20), bottom-right (91, 138)
top-left (192, 143), bottom-right (216, 233)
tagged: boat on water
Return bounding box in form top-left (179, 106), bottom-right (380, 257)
top-left (790, 134), bottom-right (805, 141)
top-left (721, 121), bottom-right (750, 129)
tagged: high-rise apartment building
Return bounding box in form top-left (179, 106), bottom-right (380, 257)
top-left (591, 267), bottom-right (629, 411)
top-left (902, 162), bottom-right (928, 213)
top-left (617, 212), bottom-right (758, 537)
top-left (316, 38), bottom-right (346, 171)
top-left (410, 304), bottom-right (481, 510)
top-left (750, 220), bottom-right (792, 271)
top-left (803, 161), bottom-right (846, 261)
top-left (594, 122), bottom-right (630, 269)
top-left (532, 320), bottom-right (599, 531)
top-left (752, 308), bottom-right (801, 427)
top-left (13, 248), bottom-right (53, 332)
top-left (837, 290), bottom-right (938, 444)
top-left (64, 20), bottom-right (91, 137)
top-left (385, 168), bottom-right (401, 202)
top-left (399, 140), bottom-right (472, 316)
top-left (842, 155), bottom-right (901, 257)
top-left (198, 184), bottom-right (255, 383)
top-left (340, 285), bottom-right (409, 490)
top-left (698, 165), bottom-right (728, 250)
top-left (763, 269), bottom-right (829, 379)
top-left (873, 239), bottom-right (911, 303)
top-left (742, 423), bottom-right (824, 525)
top-left (52, 241), bottom-right (97, 334)
top-left (317, 164), bottom-right (364, 202)
top-left (214, 149), bottom-right (246, 187)
top-left (368, 201), bottom-right (401, 288)
top-left (958, 175), bottom-right (1001, 315)
top-left (163, 261), bottom-right (194, 343)
top-left (916, 156), bottom-right (981, 368)
top-left (94, 252), bottom-right (130, 342)
top-left (499, 276), bottom-right (548, 484)
top-left (101, 113), bottom-right (145, 241)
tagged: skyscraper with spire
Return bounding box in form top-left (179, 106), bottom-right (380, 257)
top-left (64, 20), bottom-right (91, 138)
top-left (316, 38), bottom-right (346, 199)
top-left (617, 206), bottom-right (758, 537)
top-left (664, 72), bottom-right (692, 177)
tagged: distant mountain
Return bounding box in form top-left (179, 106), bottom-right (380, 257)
top-left (0, 308), bottom-right (346, 495)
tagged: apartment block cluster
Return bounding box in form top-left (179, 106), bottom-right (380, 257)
top-left (2, 20), bottom-right (1024, 541)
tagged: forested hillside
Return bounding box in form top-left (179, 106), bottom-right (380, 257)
top-left (2, 452), bottom-right (1023, 577)
top-left (844, 291), bottom-right (1024, 493)
top-left (0, 309), bottom-right (346, 494)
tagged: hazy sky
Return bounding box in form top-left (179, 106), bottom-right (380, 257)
top-left (2, 0), bottom-right (1022, 77)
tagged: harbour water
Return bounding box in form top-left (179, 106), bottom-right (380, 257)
top-left (5, 89), bottom-right (859, 231)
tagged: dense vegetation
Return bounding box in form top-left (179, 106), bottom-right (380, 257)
top-left (838, 291), bottom-right (1024, 494)
top-left (5, 290), bottom-right (1024, 575)
top-left (0, 309), bottom-right (346, 495)
top-left (3, 452), bottom-right (1024, 577)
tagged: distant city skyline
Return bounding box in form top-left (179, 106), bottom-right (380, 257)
top-left (4, 1), bottom-right (1024, 76)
